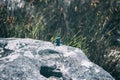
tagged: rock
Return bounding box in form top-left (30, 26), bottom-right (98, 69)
top-left (0, 40), bottom-right (7, 48)
top-left (0, 39), bottom-right (13, 58)
top-left (0, 38), bottom-right (115, 80)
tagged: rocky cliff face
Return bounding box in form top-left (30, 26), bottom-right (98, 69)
top-left (0, 38), bottom-right (115, 80)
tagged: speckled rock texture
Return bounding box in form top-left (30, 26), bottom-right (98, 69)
top-left (0, 38), bottom-right (115, 80)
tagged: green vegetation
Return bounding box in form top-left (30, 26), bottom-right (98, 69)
top-left (0, 0), bottom-right (120, 79)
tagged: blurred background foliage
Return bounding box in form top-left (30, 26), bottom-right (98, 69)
top-left (0, 0), bottom-right (120, 79)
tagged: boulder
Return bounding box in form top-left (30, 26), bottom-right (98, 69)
top-left (0, 38), bottom-right (115, 80)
